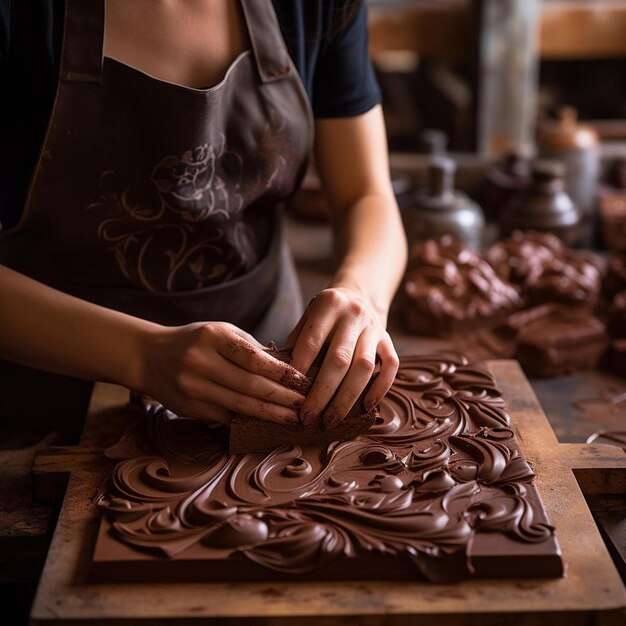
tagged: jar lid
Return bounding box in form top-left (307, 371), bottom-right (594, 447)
top-left (533, 159), bottom-right (566, 182)
top-left (538, 106), bottom-right (598, 151)
top-left (419, 129), bottom-right (447, 155)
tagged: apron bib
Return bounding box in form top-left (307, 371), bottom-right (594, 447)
top-left (0, 0), bottom-right (313, 436)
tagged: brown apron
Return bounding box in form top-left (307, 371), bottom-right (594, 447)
top-left (0, 0), bottom-right (313, 439)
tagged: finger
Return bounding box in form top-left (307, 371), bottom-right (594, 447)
top-left (364, 334), bottom-right (400, 410)
top-left (176, 374), bottom-right (300, 425)
top-left (289, 303), bottom-right (337, 375)
top-left (285, 312), bottom-right (307, 350)
top-left (215, 328), bottom-right (311, 394)
top-left (299, 319), bottom-right (362, 426)
top-left (228, 325), bottom-right (265, 349)
top-left (208, 354), bottom-right (305, 409)
top-left (322, 326), bottom-right (377, 429)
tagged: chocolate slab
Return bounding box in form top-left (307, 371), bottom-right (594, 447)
top-left (93, 353), bottom-right (562, 583)
top-left (229, 345), bottom-right (377, 454)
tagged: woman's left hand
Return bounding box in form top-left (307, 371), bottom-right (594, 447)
top-left (287, 286), bottom-right (399, 429)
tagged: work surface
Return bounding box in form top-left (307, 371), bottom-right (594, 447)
top-left (28, 360), bottom-right (626, 624)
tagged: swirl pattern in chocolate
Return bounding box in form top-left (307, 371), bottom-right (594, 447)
top-left (95, 353), bottom-right (560, 581)
top-left (486, 230), bottom-right (602, 307)
top-left (402, 237), bottom-right (523, 335)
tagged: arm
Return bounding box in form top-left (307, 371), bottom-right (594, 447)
top-left (288, 105), bottom-right (408, 427)
top-left (0, 264), bottom-right (307, 424)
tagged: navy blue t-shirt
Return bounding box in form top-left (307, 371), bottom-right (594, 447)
top-left (0, 0), bottom-right (381, 228)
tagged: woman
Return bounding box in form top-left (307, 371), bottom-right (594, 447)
top-left (0, 0), bottom-right (407, 439)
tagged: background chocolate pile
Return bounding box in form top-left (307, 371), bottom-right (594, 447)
top-left (401, 230), bottom-right (625, 378)
top-left (605, 254), bottom-right (626, 375)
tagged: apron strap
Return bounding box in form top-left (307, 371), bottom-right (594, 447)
top-left (60, 0), bottom-right (105, 83)
top-left (240, 0), bottom-right (293, 83)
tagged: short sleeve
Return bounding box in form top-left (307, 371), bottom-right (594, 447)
top-left (311, 2), bottom-right (382, 118)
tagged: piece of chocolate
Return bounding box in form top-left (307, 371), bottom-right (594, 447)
top-left (605, 254), bottom-right (626, 298)
top-left (402, 236), bottom-right (523, 336)
top-left (611, 339), bottom-right (626, 377)
top-left (92, 353), bottom-right (563, 583)
top-left (598, 190), bottom-right (626, 253)
top-left (608, 291), bottom-right (626, 338)
top-left (229, 345), bottom-right (378, 454)
top-left (486, 230), bottom-right (602, 308)
top-left (506, 304), bottom-right (608, 377)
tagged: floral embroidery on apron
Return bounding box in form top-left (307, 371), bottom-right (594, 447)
top-left (87, 136), bottom-right (249, 292)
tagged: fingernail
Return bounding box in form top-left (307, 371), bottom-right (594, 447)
top-left (292, 397), bottom-right (305, 410)
top-left (285, 414), bottom-right (300, 426)
top-left (282, 370), bottom-right (312, 395)
top-left (323, 412), bottom-right (343, 430)
top-left (300, 410), bottom-right (316, 427)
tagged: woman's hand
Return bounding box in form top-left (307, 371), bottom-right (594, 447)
top-left (287, 286), bottom-right (399, 429)
top-left (139, 322), bottom-right (309, 425)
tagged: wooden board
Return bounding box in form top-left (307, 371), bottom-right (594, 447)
top-left (29, 361), bottom-right (626, 625)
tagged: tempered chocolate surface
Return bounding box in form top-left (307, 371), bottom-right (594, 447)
top-left (93, 354), bottom-right (562, 583)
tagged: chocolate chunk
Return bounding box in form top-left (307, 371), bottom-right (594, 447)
top-left (605, 254), bottom-right (626, 298)
top-left (507, 304), bottom-right (608, 377)
top-left (402, 236), bottom-right (523, 336)
top-left (611, 339), bottom-right (626, 377)
top-left (229, 344), bottom-right (378, 454)
top-left (487, 230), bottom-right (602, 308)
top-left (608, 291), bottom-right (626, 338)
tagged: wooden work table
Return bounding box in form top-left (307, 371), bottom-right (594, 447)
top-left (1, 215), bottom-right (626, 624)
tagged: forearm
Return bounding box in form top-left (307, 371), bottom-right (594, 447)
top-left (314, 106), bottom-right (408, 324)
top-left (330, 192), bottom-right (407, 322)
top-left (0, 264), bottom-right (156, 388)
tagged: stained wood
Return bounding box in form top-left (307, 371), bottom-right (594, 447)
top-left (0, 438), bottom-right (54, 583)
top-left (28, 364), bottom-right (626, 624)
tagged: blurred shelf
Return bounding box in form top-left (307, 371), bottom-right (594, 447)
top-left (541, 1), bottom-right (626, 60)
top-left (369, 0), bottom-right (626, 60)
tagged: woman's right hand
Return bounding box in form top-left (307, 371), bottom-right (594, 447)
top-left (139, 322), bottom-right (310, 425)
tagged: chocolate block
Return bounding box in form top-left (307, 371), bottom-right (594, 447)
top-left (487, 230), bottom-right (602, 308)
top-left (508, 304), bottom-right (608, 377)
top-left (605, 254), bottom-right (626, 298)
top-left (229, 345), bottom-right (378, 454)
top-left (93, 353), bottom-right (563, 583)
top-left (611, 339), bottom-right (626, 377)
top-left (402, 236), bottom-right (523, 336)
top-left (598, 190), bottom-right (626, 253)
top-left (229, 410), bottom-right (377, 454)
top-left (608, 291), bottom-right (626, 338)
